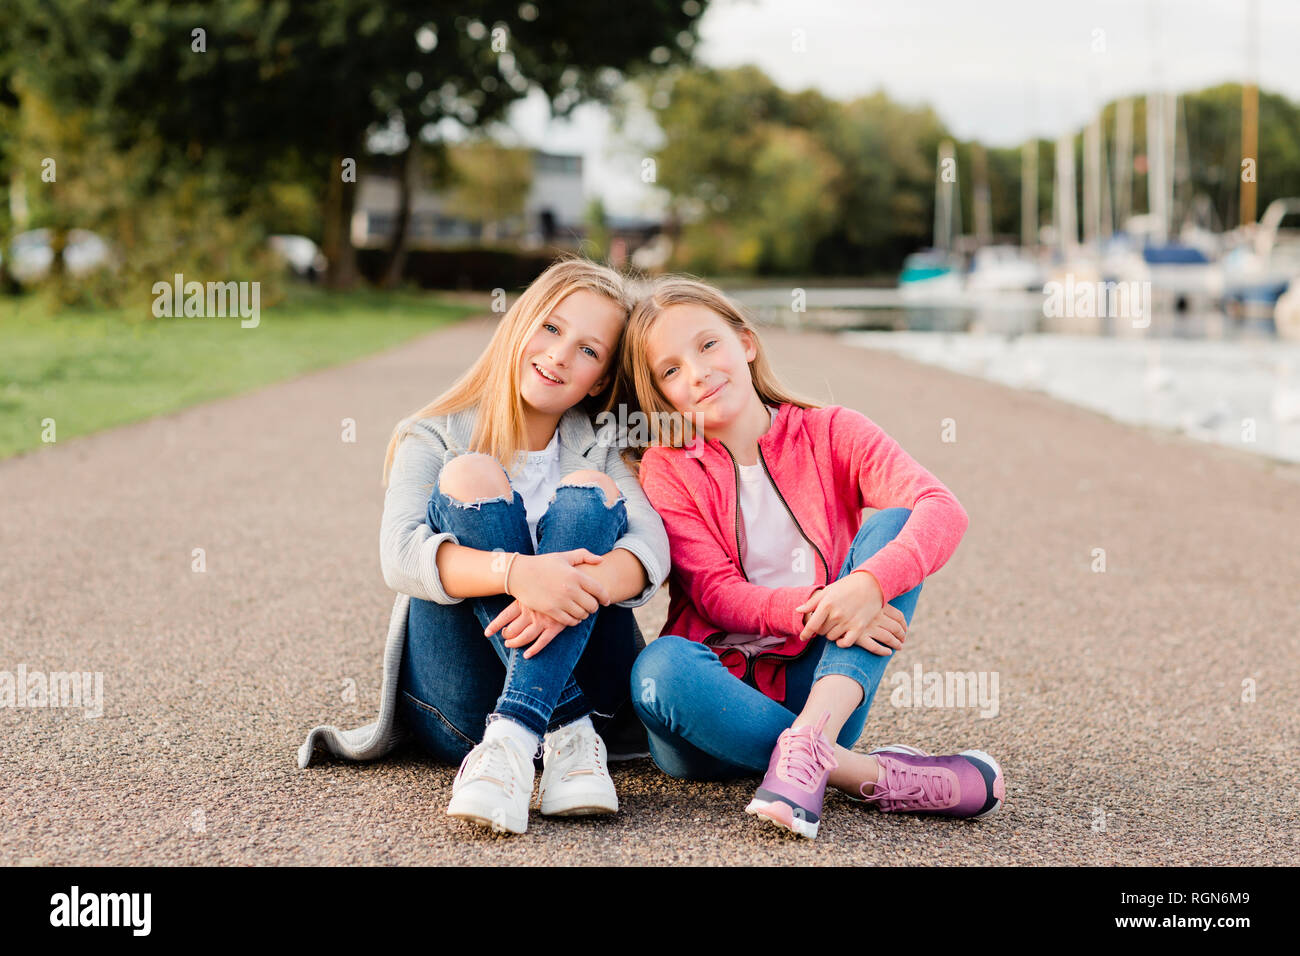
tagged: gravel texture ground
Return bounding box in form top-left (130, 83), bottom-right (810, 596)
top-left (3, 314), bottom-right (1298, 866)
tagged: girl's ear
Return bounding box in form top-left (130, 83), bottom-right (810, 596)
top-left (739, 327), bottom-right (758, 363)
top-left (587, 373), bottom-right (610, 398)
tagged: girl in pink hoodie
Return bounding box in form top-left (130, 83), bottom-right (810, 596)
top-left (617, 277), bottom-right (1005, 838)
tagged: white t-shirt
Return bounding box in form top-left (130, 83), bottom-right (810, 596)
top-left (510, 429), bottom-right (563, 551)
top-left (715, 405), bottom-right (817, 658)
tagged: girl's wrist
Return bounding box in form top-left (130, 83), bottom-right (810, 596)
top-left (849, 568), bottom-right (883, 601)
top-left (502, 551), bottom-right (522, 596)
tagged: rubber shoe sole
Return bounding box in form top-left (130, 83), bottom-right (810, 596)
top-left (958, 748), bottom-right (1005, 819)
top-left (539, 778), bottom-right (618, 816)
top-left (744, 796), bottom-right (819, 839)
top-left (539, 791), bottom-right (618, 816)
top-left (446, 788), bottom-right (528, 834)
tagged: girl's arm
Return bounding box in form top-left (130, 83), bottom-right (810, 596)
top-left (379, 420), bottom-right (467, 604)
top-left (577, 548), bottom-right (647, 606)
top-left (639, 449), bottom-right (817, 640)
top-left (829, 404), bottom-right (970, 603)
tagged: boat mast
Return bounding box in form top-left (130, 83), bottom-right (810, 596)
top-left (1054, 132), bottom-right (1078, 256)
top-left (934, 140), bottom-right (960, 252)
top-left (1022, 138), bottom-right (1038, 249)
top-left (1113, 98), bottom-right (1134, 231)
top-left (1084, 114), bottom-right (1103, 247)
top-left (1241, 0), bottom-right (1259, 227)
top-left (972, 143), bottom-right (993, 247)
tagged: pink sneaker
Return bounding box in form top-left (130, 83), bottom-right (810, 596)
top-left (744, 712), bottom-right (839, 839)
top-left (854, 743), bottom-right (1005, 819)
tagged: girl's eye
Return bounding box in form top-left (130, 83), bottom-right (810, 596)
top-left (544, 322), bottom-right (595, 358)
top-left (703, 340), bottom-right (716, 350)
top-left (662, 367), bottom-right (676, 379)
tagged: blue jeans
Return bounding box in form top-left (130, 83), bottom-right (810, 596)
top-left (630, 508), bottom-right (922, 780)
top-left (398, 478), bottom-right (642, 761)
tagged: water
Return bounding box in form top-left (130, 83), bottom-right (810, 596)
top-left (840, 328), bottom-right (1300, 464)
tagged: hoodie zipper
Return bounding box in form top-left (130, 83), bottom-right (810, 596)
top-left (716, 442), bottom-right (762, 685)
top-left (750, 445), bottom-right (830, 679)
top-left (716, 437), bottom-right (827, 685)
top-left (756, 445), bottom-right (830, 584)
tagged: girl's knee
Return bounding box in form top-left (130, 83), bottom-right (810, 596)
top-left (630, 636), bottom-right (694, 713)
top-left (844, 507), bottom-right (914, 568)
top-left (557, 469), bottom-right (621, 507)
top-left (439, 453), bottom-right (512, 503)
top-left (861, 507), bottom-right (912, 539)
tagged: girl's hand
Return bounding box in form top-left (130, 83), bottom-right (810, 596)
top-left (795, 571), bottom-right (886, 644)
top-left (503, 550), bottom-right (611, 628)
top-left (484, 601), bottom-right (567, 659)
top-left (830, 603), bottom-right (907, 656)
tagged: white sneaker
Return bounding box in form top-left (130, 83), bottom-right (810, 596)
top-left (538, 719), bottom-right (619, 816)
top-left (446, 736), bottom-right (534, 834)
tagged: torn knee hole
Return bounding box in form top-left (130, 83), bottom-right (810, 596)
top-left (553, 481), bottom-right (622, 509)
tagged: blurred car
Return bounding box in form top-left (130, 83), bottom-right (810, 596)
top-left (6, 228), bottom-right (115, 284)
top-left (267, 235), bottom-right (328, 281)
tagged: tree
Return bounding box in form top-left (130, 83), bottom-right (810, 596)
top-left (2, 0), bottom-right (709, 290)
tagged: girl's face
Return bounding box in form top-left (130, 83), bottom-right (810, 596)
top-left (644, 303), bottom-right (757, 432)
top-left (517, 289), bottom-right (624, 417)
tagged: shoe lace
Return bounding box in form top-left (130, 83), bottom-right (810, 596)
top-left (548, 722), bottom-right (605, 779)
top-left (462, 737), bottom-right (528, 796)
top-left (859, 755), bottom-right (954, 811)
top-left (775, 711), bottom-right (839, 790)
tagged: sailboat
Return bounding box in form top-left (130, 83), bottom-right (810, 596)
top-left (1222, 198), bottom-right (1300, 326)
top-left (899, 141), bottom-right (965, 300)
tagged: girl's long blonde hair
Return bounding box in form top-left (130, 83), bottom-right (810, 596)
top-left (382, 256), bottom-right (634, 487)
top-left (608, 275), bottom-right (823, 474)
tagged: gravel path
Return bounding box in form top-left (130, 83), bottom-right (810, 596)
top-left (4, 314), bottom-right (1298, 865)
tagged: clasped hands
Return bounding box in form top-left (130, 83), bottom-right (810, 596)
top-left (795, 570), bottom-right (907, 655)
top-left (483, 549), bottom-right (610, 659)
top-left (482, 556), bottom-right (908, 661)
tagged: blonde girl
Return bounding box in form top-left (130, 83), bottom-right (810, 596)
top-left (299, 259), bottom-right (669, 836)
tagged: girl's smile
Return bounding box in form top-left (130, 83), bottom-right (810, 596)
top-left (531, 362), bottom-right (566, 385)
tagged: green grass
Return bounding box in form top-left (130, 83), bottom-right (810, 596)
top-left (0, 286), bottom-right (482, 460)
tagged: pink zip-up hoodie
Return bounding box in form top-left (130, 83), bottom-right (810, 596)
top-left (638, 401), bottom-right (969, 702)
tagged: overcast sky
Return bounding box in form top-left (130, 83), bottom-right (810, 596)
top-left (504, 0), bottom-right (1299, 215)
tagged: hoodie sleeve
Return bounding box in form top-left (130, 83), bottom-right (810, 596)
top-left (378, 418), bottom-right (465, 605)
top-left (639, 448), bottom-right (819, 641)
top-left (829, 404), bottom-right (969, 602)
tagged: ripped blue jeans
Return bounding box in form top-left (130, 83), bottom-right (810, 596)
top-left (398, 476), bottom-right (641, 758)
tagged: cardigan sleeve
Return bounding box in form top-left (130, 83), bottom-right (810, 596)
top-left (596, 423), bottom-right (671, 609)
top-left (378, 418), bottom-right (465, 605)
top-left (828, 405), bottom-right (969, 602)
top-left (639, 448), bottom-right (819, 640)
